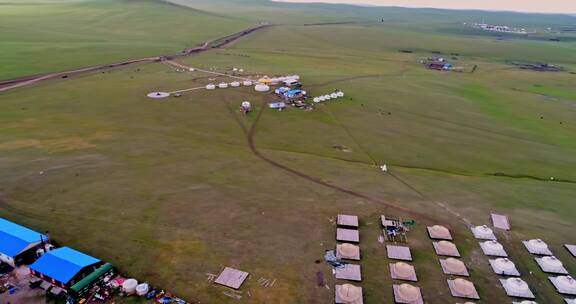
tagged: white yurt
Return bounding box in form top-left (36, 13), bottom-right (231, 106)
top-left (330, 92), bottom-right (339, 99)
top-left (254, 84), bottom-right (270, 92)
top-left (437, 241), bottom-right (458, 255)
top-left (541, 256), bottom-right (564, 268)
top-left (429, 225), bottom-right (451, 239)
top-left (313, 97), bottom-right (321, 103)
top-left (527, 239), bottom-right (548, 250)
top-left (493, 258), bottom-right (516, 272)
top-left (392, 262), bottom-right (415, 280)
top-left (243, 80), bottom-right (253, 86)
top-left (337, 284), bottom-right (362, 304)
top-left (230, 81), bottom-right (241, 87)
top-left (555, 276), bottom-right (576, 292)
top-left (338, 243), bottom-right (360, 260)
top-left (206, 84), bottom-right (216, 90)
top-left (239, 69), bottom-right (244, 73)
top-left (122, 279), bottom-right (138, 295)
top-left (218, 82), bottom-right (229, 89)
top-left (397, 284), bottom-right (421, 302)
top-left (189, 68), bottom-right (195, 72)
top-left (147, 92), bottom-right (170, 98)
top-left (241, 101), bottom-right (251, 110)
top-left (472, 225), bottom-right (495, 239)
top-left (136, 283), bottom-right (149, 296)
top-left (481, 240), bottom-right (507, 257)
top-left (337, 91), bottom-right (345, 97)
top-left (324, 94), bottom-right (332, 100)
top-left (444, 258), bottom-right (466, 274)
top-left (453, 278), bottom-right (476, 297)
top-left (505, 278), bottom-right (530, 293)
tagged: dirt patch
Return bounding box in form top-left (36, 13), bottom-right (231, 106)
top-left (332, 144), bottom-right (352, 153)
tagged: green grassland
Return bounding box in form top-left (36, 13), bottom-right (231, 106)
top-left (0, 0), bottom-right (250, 79)
top-left (1, 0), bottom-right (576, 303)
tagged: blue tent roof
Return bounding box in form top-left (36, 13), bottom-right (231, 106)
top-left (0, 218), bottom-right (48, 257)
top-left (30, 247), bottom-right (100, 284)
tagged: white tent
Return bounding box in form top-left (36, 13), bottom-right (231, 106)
top-left (218, 82), bottom-right (229, 89)
top-left (254, 84), bottom-right (270, 92)
top-left (243, 80), bottom-right (253, 86)
top-left (206, 84), bottom-right (216, 90)
top-left (230, 81), bottom-right (241, 87)
top-left (471, 225), bottom-right (496, 240)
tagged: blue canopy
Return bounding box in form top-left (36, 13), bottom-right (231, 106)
top-left (0, 218), bottom-right (47, 258)
top-left (30, 247), bottom-right (100, 284)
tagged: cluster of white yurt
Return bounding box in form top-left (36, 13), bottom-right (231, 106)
top-left (254, 84), bottom-right (270, 92)
top-left (313, 91), bottom-right (345, 103)
top-left (206, 84), bottom-right (216, 90)
top-left (122, 279), bottom-right (138, 295)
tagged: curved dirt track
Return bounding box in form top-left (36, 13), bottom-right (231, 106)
top-left (245, 100), bottom-right (441, 223)
top-left (0, 24), bottom-right (270, 93)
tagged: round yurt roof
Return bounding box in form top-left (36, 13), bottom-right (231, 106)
top-left (206, 84), bottom-right (216, 90)
top-left (438, 241), bottom-right (457, 252)
top-left (393, 262), bottom-right (414, 278)
top-left (147, 92), bottom-right (170, 98)
top-left (254, 84), bottom-right (270, 92)
top-left (339, 243), bottom-right (359, 258)
top-left (430, 225), bottom-right (450, 238)
top-left (484, 240), bottom-right (503, 251)
top-left (444, 258), bottom-right (466, 273)
top-left (243, 80), bottom-right (253, 86)
top-left (541, 256), bottom-right (563, 267)
top-left (494, 258), bottom-right (515, 271)
top-left (505, 278), bottom-right (529, 292)
top-left (453, 278), bottom-right (475, 296)
top-left (330, 93), bottom-right (339, 98)
top-left (398, 284), bottom-right (420, 302)
top-left (475, 225), bottom-right (493, 235)
top-left (337, 284), bottom-right (362, 302)
top-left (528, 239), bottom-right (548, 249)
top-left (556, 276), bottom-right (576, 289)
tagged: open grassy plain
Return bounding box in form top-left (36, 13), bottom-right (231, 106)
top-left (1, 0), bottom-right (576, 303)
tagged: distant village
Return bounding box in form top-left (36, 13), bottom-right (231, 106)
top-left (466, 22), bottom-right (532, 35)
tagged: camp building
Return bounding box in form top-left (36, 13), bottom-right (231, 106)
top-left (30, 247), bottom-right (103, 291)
top-left (0, 218), bottom-right (49, 267)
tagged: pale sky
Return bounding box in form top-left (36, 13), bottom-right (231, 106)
top-left (274, 0), bottom-right (576, 14)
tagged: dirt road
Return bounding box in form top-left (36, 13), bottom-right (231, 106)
top-left (0, 24), bottom-right (270, 93)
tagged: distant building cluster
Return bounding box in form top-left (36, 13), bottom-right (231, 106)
top-left (467, 22), bottom-right (531, 35)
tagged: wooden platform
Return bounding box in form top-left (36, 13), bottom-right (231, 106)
top-left (491, 213), bottom-right (511, 230)
top-left (215, 267), bottom-right (249, 289)
top-left (386, 245), bottom-right (412, 261)
top-left (335, 264), bottom-right (362, 282)
top-left (337, 228), bottom-right (360, 243)
top-left (337, 214), bottom-right (359, 228)
top-left (565, 244), bottom-right (576, 257)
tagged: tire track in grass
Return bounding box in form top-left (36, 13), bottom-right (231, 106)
top-left (242, 99), bottom-right (442, 223)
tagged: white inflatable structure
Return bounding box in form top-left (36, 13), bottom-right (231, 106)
top-left (122, 279), bottom-right (138, 295)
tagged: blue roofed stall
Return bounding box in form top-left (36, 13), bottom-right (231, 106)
top-left (30, 247), bottom-right (103, 291)
top-left (0, 218), bottom-right (49, 267)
